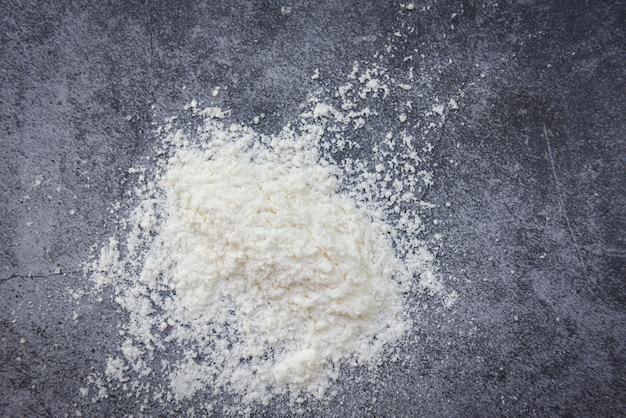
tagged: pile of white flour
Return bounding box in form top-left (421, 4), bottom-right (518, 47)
top-left (87, 62), bottom-right (457, 413)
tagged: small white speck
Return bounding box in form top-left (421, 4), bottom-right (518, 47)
top-left (432, 104), bottom-right (445, 115)
top-left (406, 3), bottom-right (415, 10)
top-left (311, 68), bottom-right (320, 80)
top-left (514, 315), bottom-right (519, 321)
top-left (20, 338), bottom-right (25, 344)
top-left (398, 113), bottom-right (408, 122)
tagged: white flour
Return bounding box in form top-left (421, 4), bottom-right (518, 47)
top-left (161, 135), bottom-right (409, 400)
top-left (87, 59), bottom-right (458, 413)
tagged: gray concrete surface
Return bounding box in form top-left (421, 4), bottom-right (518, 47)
top-left (1, 0), bottom-right (624, 416)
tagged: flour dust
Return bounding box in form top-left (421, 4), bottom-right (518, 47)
top-left (84, 29), bottom-right (461, 415)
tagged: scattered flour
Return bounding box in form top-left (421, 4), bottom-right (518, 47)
top-left (86, 13), bottom-right (466, 411)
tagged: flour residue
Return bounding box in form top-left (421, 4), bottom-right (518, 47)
top-left (87, 59), bottom-right (458, 414)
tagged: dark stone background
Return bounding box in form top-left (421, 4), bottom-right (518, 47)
top-left (1, 0), bottom-right (624, 416)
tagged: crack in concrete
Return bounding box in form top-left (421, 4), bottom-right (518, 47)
top-left (0, 270), bottom-right (82, 285)
top-left (544, 123), bottom-right (587, 274)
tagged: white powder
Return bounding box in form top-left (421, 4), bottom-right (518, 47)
top-left (161, 141), bottom-right (410, 397)
top-left (87, 59), bottom-right (458, 414)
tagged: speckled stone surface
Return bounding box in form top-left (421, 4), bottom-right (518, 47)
top-left (1, 1), bottom-right (624, 416)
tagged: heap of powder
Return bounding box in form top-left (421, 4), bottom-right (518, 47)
top-left (163, 144), bottom-right (407, 399)
top-left (87, 61), bottom-right (458, 413)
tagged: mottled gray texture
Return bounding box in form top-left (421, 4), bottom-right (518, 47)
top-left (1, 0), bottom-right (624, 416)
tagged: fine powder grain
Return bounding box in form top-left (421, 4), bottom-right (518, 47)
top-left (87, 61), bottom-right (458, 413)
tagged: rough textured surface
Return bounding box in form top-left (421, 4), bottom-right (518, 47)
top-left (1, 0), bottom-right (624, 416)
